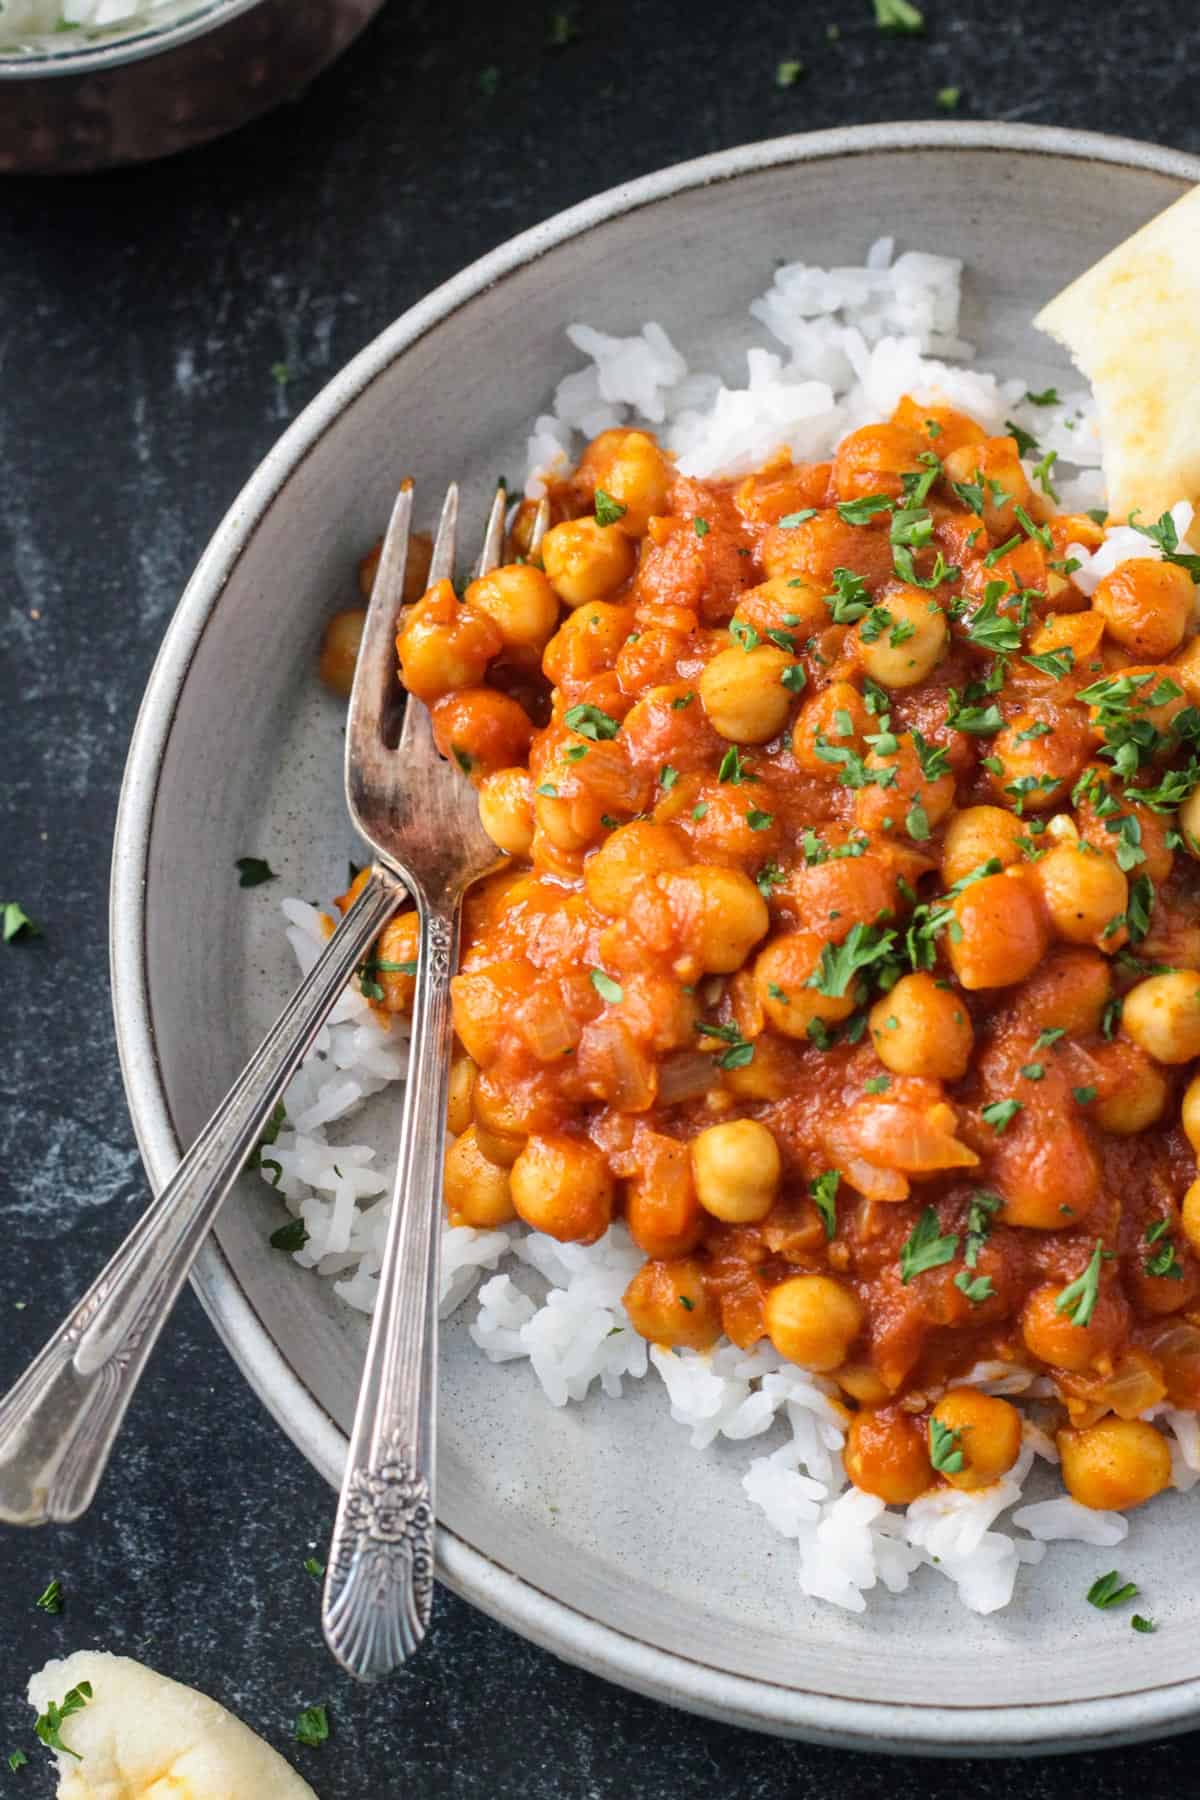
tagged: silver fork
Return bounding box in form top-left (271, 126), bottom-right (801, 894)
top-left (318, 480), bottom-right (532, 1680)
top-left (0, 481), bottom-right (520, 1599)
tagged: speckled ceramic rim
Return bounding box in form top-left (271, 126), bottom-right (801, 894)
top-left (111, 122), bottom-right (1200, 1754)
top-left (0, 0), bottom-right (262, 77)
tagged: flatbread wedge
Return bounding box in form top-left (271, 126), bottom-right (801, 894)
top-left (1036, 184), bottom-right (1200, 525)
top-left (26, 1651), bottom-right (320, 1799)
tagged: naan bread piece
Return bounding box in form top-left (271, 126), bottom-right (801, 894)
top-left (1036, 184), bottom-right (1200, 525)
top-left (27, 1651), bottom-right (320, 1799)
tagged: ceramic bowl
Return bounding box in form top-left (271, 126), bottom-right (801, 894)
top-left (0, 0), bottom-right (385, 174)
top-left (111, 123), bottom-right (1200, 1753)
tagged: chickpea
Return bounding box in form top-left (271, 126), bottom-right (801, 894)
top-left (626, 1133), bottom-right (704, 1259)
top-left (1034, 843), bottom-right (1128, 950)
top-left (1122, 970), bottom-right (1200, 1064)
top-left (510, 1134), bottom-right (614, 1243)
top-left (575, 428), bottom-right (670, 536)
top-left (943, 436), bottom-right (1034, 538)
top-left (1017, 947), bottom-right (1111, 1037)
top-left (1182, 1074), bottom-right (1200, 1154)
top-left (452, 959), bottom-right (537, 1068)
top-left (945, 870), bottom-right (1048, 990)
top-left (660, 865), bottom-right (770, 974)
top-left (1091, 1042), bottom-right (1168, 1135)
top-left (930, 1390), bottom-right (1023, 1491)
top-left (623, 1257), bottom-right (722, 1350)
top-left (783, 852), bottom-right (897, 946)
top-left (359, 529), bottom-right (433, 602)
top-left (1178, 783), bottom-right (1200, 857)
top-left (993, 1111), bottom-right (1099, 1230)
top-left (444, 1126), bottom-right (517, 1228)
top-left (1093, 559), bottom-right (1192, 659)
top-left (446, 1052), bottom-right (477, 1136)
top-left (318, 607), bottom-right (366, 698)
top-left (869, 972), bottom-right (973, 1080)
top-left (734, 573), bottom-right (828, 637)
top-left (541, 600), bottom-right (636, 686)
top-left (431, 688), bottom-right (533, 782)
top-left (854, 588), bottom-right (948, 688)
top-left (585, 820), bottom-right (690, 917)
top-left (844, 1409), bottom-right (933, 1505)
top-left (832, 421), bottom-right (928, 505)
top-left (396, 579), bottom-right (502, 703)
top-left (940, 805), bottom-right (1026, 889)
top-left (690, 1118), bottom-right (781, 1223)
top-left (1058, 1418), bottom-right (1172, 1511)
top-left (541, 515), bottom-right (636, 606)
top-left (754, 931), bottom-right (856, 1039)
top-left (698, 643), bottom-right (796, 743)
top-left (1020, 1279), bottom-right (1126, 1374)
top-left (792, 680), bottom-right (871, 775)
top-left (989, 711), bottom-right (1089, 813)
top-left (371, 911), bottom-right (419, 1014)
top-left (464, 563), bottom-right (560, 653)
top-left (763, 1274), bottom-right (864, 1371)
top-left (477, 766), bottom-right (535, 857)
top-left (854, 731), bottom-right (956, 840)
top-left (1181, 1178), bottom-right (1200, 1254)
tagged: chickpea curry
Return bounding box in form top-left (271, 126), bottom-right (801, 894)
top-left (324, 404), bottom-right (1200, 1515)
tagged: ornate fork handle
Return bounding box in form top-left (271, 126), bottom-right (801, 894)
top-left (322, 891), bottom-right (457, 1678)
top-left (0, 869), bottom-right (405, 1527)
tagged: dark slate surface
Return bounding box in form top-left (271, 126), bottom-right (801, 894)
top-left (2, 0), bottom-right (1198, 1789)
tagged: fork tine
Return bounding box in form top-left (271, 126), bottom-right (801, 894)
top-left (346, 480), bottom-right (413, 756)
top-left (528, 496), bottom-right (551, 557)
top-left (475, 483), bottom-right (509, 580)
top-left (427, 484), bottom-right (459, 585)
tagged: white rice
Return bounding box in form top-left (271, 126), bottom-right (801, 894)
top-left (261, 241), bottom-right (1200, 1616)
top-left (0, 0), bottom-right (178, 46)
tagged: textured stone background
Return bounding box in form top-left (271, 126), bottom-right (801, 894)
top-left (2, 0), bottom-right (1199, 1789)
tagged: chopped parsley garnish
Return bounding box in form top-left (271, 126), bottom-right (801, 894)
top-left (807, 923), bottom-right (897, 998)
top-left (900, 1207), bottom-right (959, 1284)
top-left (34, 1682), bottom-right (92, 1761)
top-left (781, 662), bottom-right (808, 693)
top-left (954, 1270), bottom-right (996, 1306)
top-left (8, 1750), bottom-right (27, 1770)
top-left (660, 765), bottom-right (679, 790)
top-left (235, 856), bottom-right (277, 888)
top-left (1032, 450), bottom-right (1060, 500)
top-left (824, 566), bottom-right (873, 623)
top-left (1132, 509), bottom-right (1200, 580)
top-left (671, 692), bottom-right (695, 710)
top-left (778, 508), bottom-right (818, 527)
top-left (963, 1189), bottom-right (1002, 1269)
top-left (730, 618), bottom-right (761, 651)
top-left (247, 1100), bottom-right (287, 1175)
top-left (1005, 420), bottom-right (1039, 457)
top-left (1087, 1571), bottom-right (1138, 1611)
top-left (717, 745), bottom-right (758, 785)
top-left (746, 808), bottom-right (774, 831)
top-left (1132, 1615), bottom-right (1157, 1634)
top-left (864, 1075), bottom-right (891, 1094)
top-left (1020, 1062), bottom-right (1044, 1082)
top-left (34, 1579), bottom-right (63, 1615)
top-left (1024, 646), bottom-right (1075, 678)
top-left (905, 798), bottom-right (930, 841)
top-left (965, 584), bottom-right (1023, 654)
top-left (912, 730), bottom-right (951, 781)
top-left (2, 900), bottom-right (41, 942)
top-left (766, 627), bottom-right (798, 652)
top-left (563, 702), bottom-right (620, 740)
top-left (693, 515), bottom-right (711, 536)
top-left (593, 489), bottom-right (627, 527)
top-left (936, 85), bottom-right (961, 110)
top-left (590, 969), bottom-right (623, 1004)
top-left (981, 1098), bottom-right (1022, 1134)
top-left (811, 1170), bottom-right (840, 1240)
top-left (837, 492), bottom-right (895, 525)
top-left (1034, 1027), bottom-right (1065, 1053)
top-left (946, 693), bottom-right (1003, 735)
top-left (691, 802), bottom-right (709, 821)
top-left (1025, 387), bottom-right (1061, 407)
top-left (563, 744), bottom-right (589, 762)
top-left (535, 782), bottom-right (558, 797)
top-left (304, 1556), bottom-right (325, 1578)
top-left (270, 1218), bottom-right (309, 1253)
top-left (929, 1417), bottom-right (966, 1474)
top-left (874, 0), bottom-right (924, 31)
top-left (295, 1704), bottom-right (330, 1747)
top-left (1144, 1219), bottom-right (1183, 1281)
top-left (694, 1019), bottom-right (755, 1070)
top-left (776, 57), bottom-right (806, 85)
top-left (679, 1294), bottom-right (696, 1310)
top-left (1056, 1240), bottom-right (1108, 1327)
top-left (756, 862), bottom-right (786, 897)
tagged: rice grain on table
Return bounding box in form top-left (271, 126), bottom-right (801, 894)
top-left (258, 239), bottom-right (1200, 1618)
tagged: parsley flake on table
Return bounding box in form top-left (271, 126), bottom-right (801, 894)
top-left (269, 1218), bottom-right (309, 1253)
top-left (303, 1556), bottom-right (325, 1578)
top-left (34, 1682), bottom-right (92, 1761)
top-left (935, 86), bottom-right (960, 110)
top-left (34, 1579), bottom-right (63, 1614)
top-left (235, 856), bottom-right (277, 889)
top-left (929, 1416), bottom-right (965, 1474)
top-left (873, 0), bottom-right (924, 32)
top-left (776, 57), bottom-right (806, 85)
top-left (593, 489), bottom-right (627, 527)
top-left (1131, 1615), bottom-right (1157, 1634)
top-left (1087, 1570), bottom-right (1138, 1611)
top-left (295, 1704), bottom-right (330, 1747)
top-left (2, 901), bottom-right (42, 942)
top-left (8, 1749), bottom-right (27, 1769)
top-left (900, 1207), bottom-right (959, 1284)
